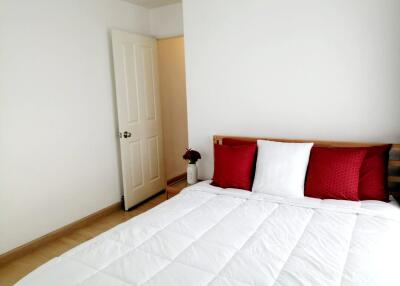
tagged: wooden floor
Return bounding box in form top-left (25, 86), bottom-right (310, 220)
top-left (0, 193), bottom-right (166, 286)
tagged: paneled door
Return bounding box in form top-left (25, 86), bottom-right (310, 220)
top-left (112, 30), bottom-right (165, 210)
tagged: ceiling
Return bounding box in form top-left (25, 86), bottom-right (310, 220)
top-left (124, 0), bottom-right (181, 8)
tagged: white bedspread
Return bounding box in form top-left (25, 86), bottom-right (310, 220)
top-left (17, 181), bottom-right (400, 286)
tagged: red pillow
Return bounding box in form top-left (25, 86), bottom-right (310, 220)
top-left (358, 145), bottom-right (391, 201)
top-left (212, 144), bottom-right (257, 190)
top-left (222, 138), bottom-right (258, 185)
top-left (305, 147), bottom-right (367, 201)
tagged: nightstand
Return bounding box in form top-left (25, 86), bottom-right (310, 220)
top-left (166, 179), bottom-right (190, 199)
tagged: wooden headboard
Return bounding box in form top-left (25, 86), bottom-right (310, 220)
top-left (213, 135), bottom-right (400, 191)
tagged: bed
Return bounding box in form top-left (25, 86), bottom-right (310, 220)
top-left (16, 136), bottom-right (400, 286)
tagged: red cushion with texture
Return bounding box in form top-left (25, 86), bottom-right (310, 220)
top-left (222, 138), bottom-right (257, 187)
top-left (212, 144), bottom-right (257, 191)
top-left (305, 147), bottom-right (367, 201)
top-left (358, 145), bottom-right (391, 201)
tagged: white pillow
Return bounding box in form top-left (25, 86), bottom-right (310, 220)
top-left (252, 140), bottom-right (313, 198)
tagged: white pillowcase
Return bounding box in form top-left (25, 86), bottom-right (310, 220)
top-left (252, 140), bottom-right (313, 198)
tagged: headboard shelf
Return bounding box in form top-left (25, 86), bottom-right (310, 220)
top-left (389, 176), bottom-right (400, 183)
top-left (389, 160), bottom-right (400, 167)
top-left (214, 135), bottom-right (399, 148)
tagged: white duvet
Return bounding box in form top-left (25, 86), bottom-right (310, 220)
top-left (17, 181), bottom-right (400, 286)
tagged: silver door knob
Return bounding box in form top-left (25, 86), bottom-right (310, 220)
top-left (123, 131), bottom-right (132, 138)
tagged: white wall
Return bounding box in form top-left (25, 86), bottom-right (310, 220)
top-left (0, 0), bottom-right (151, 255)
top-left (183, 0), bottom-right (400, 179)
top-left (151, 3), bottom-right (183, 38)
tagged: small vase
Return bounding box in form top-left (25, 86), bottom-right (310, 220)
top-left (187, 163), bottom-right (198, 185)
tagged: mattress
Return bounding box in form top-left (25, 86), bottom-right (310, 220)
top-left (17, 181), bottom-right (400, 286)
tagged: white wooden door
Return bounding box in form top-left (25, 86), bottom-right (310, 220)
top-left (112, 30), bottom-right (166, 210)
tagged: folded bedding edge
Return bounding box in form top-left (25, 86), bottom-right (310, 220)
top-left (182, 181), bottom-right (400, 221)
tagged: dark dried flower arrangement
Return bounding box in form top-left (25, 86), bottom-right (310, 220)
top-left (183, 148), bottom-right (201, 164)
